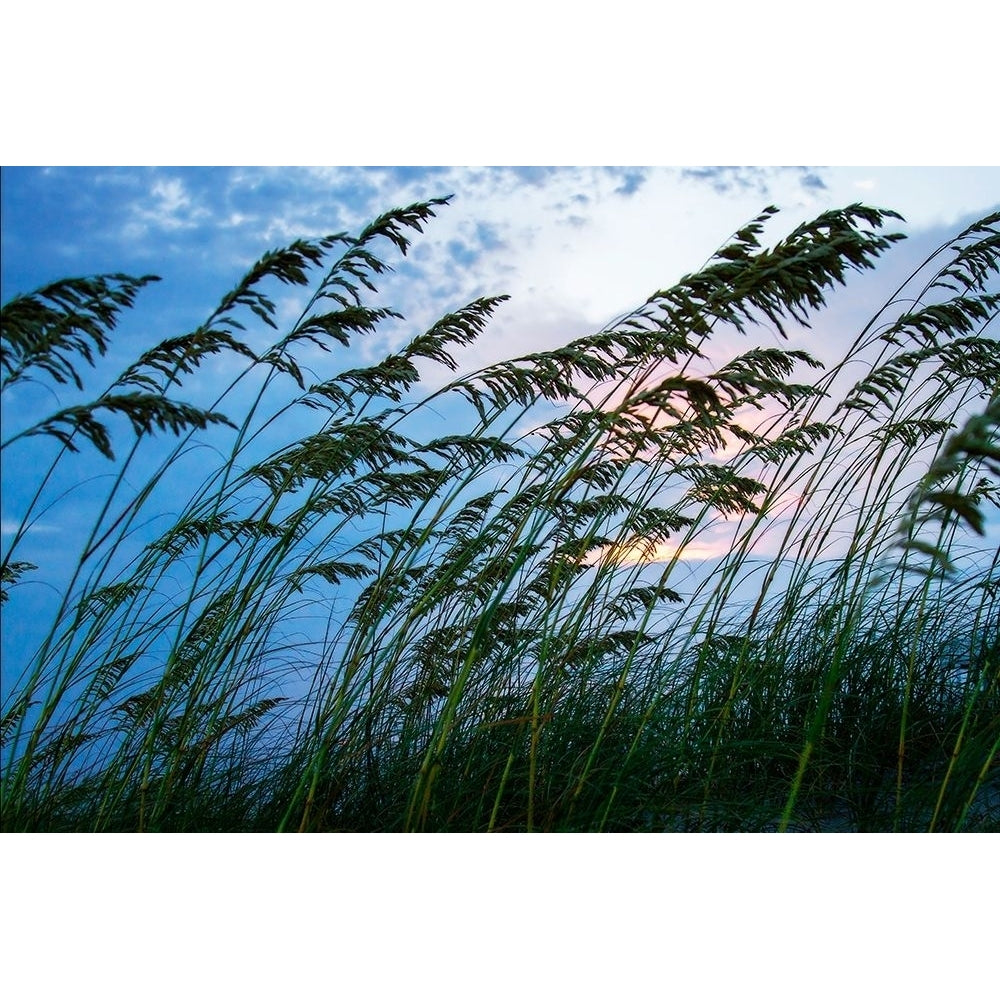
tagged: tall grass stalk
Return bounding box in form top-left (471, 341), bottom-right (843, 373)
top-left (2, 200), bottom-right (997, 831)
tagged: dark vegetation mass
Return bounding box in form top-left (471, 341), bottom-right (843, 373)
top-left (1, 199), bottom-right (998, 831)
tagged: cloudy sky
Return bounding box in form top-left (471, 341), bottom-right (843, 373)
top-left (3, 164), bottom-right (997, 600)
top-left (3, 167), bottom-right (998, 477)
top-left (4, 166), bottom-right (998, 368)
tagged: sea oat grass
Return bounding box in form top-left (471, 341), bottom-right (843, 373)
top-left (2, 200), bottom-right (997, 832)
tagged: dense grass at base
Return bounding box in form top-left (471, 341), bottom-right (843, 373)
top-left (265, 606), bottom-right (998, 834)
top-left (2, 200), bottom-right (998, 832)
top-left (8, 590), bottom-right (995, 833)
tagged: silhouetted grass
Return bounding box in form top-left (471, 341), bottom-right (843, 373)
top-left (2, 199), bottom-right (997, 831)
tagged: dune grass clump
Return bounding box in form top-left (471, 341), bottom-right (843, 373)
top-left (1, 198), bottom-right (997, 832)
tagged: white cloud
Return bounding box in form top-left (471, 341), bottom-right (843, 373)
top-left (351, 167), bottom-right (847, 371)
top-left (123, 174), bottom-right (212, 239)
top-left (199, 166), bottom-right (992, 404)
top-left (1, 519), bottom-right (60, 538)
top-left (151, 178), bottom-right (189, 215)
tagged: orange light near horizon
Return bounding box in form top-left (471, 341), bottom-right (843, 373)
top-left (589, 534), bottom-right (737, 569)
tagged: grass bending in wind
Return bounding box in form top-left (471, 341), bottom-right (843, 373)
top-left (1, 199), bottom-right (998, 831)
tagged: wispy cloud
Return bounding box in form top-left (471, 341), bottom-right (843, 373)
top-left (123, 175), bottom-right (212, 239)
top-left (1, 519), bottom-right (61, 538)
